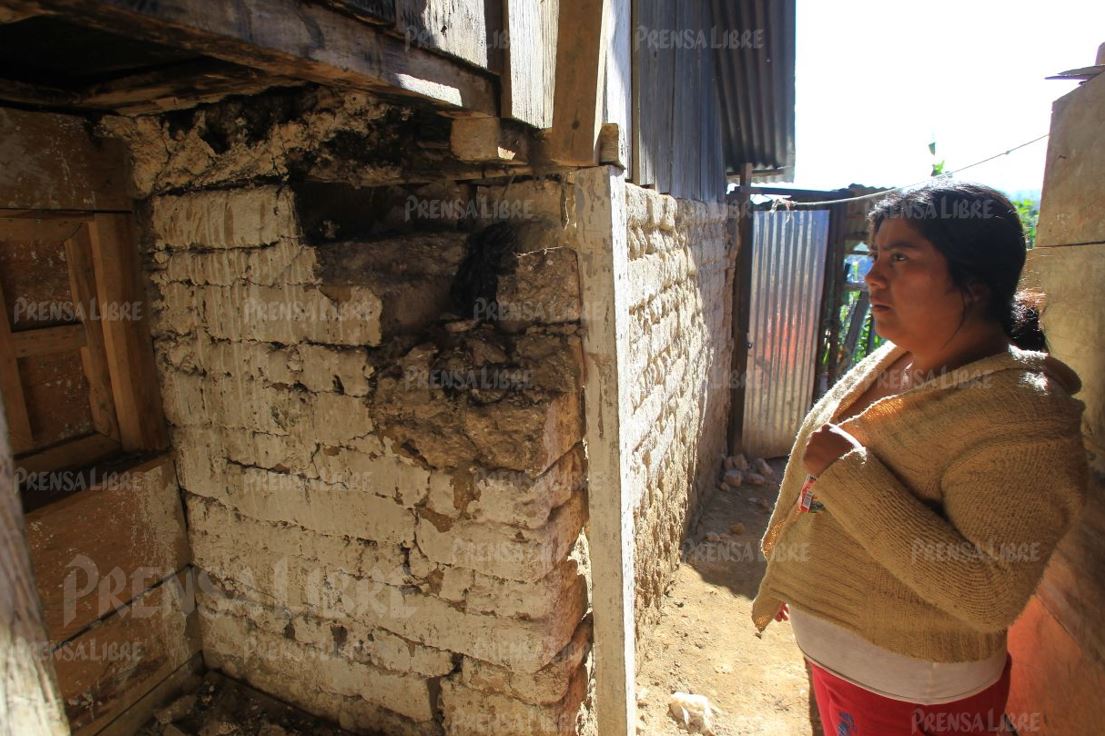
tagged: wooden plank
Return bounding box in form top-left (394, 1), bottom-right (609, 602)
top-left (395, 0), bottom-right (489, 70)
top-left (502, 0), bottom-right (560, 128)
top-left (52, 570), bottom-right (201, 736)
top-left (10, 324), bottom-right (86, 358)
top-left (1038, 71), bottom-right (1105, 247)
top-left (0, 404), bottom-right (69, 736)
top-left (65, 225), bottom-right (119, 442)
top-left (572, 166), bottom-right (634, 736)
top-left (539, 0), bottom-right (605, 164)
top-left (602, 0), bottom-right (631, 175)
top-left (87, 214), bottom-right (167, 453)
top-left (318, 0), bottom-right (395, 25)
top-left (12, 0), bottom-right (498, 116)
top-left (630, 0), bottom-right (655, 187)
top-left (652, 0), bottom-right (675, 195)
top-left (449, 117), bottom-right (529, 164)
top-left (25, 455), bottom-right (190, 642)
top-left (79, 59), bottom-right (305, 115)
top-left (95, 653), bottom-right (203, 736)
top-left (0, 281), bottom-right (34, 454)
top-left (669, 1), bottom-right (688, 198)
top-left (0, 107), bottom-right (130, 212)
top-left (15, 433), bottom-right (120, 479)
top-left (728, 165), bottom-right (754, 453)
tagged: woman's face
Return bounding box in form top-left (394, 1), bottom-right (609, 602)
top-left (864, 217), bottom-right (969, 350)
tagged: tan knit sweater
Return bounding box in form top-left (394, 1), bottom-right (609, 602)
top-left (751, 340), bottom-right (1088, 662)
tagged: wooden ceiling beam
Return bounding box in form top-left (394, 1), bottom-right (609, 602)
top-left (0, 0), bottom-right (498, 116)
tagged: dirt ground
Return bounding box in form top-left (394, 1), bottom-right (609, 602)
top-left (137, 671), bottom-right (349, 736)
top-left (635, 458), bottom-right (823, 736)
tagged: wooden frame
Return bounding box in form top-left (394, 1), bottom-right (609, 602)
top-left (0, 211), bottom-right (166, 484)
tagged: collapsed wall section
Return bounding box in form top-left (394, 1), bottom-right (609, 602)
top-left (100, 85), bottom-right (595, 736)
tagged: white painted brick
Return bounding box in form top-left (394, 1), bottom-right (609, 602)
top-left (459, 616), bottom-right (591, 705)
top-left (467, 446), bottom-right (582, 529)
top-left (151, 186), bottom-right (298, 249)
top-left (415, 490), bottom-right (586, 582)
top-left (199, 604), bottom-right (435, 722)
top-left (312, 445), bottom-right (431, 508)
top-left (296, 343), bottom-right (373, 396)
top-left (200, 283), bottom-right (382, 346)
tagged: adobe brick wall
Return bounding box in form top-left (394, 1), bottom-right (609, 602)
top-left (622, 184), bottom-right (733, 643)
top-left (99, 86), bottom-right (594, 736)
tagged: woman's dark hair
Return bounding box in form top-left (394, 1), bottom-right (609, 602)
top-left (866, 181), bottom-right (1045, 350)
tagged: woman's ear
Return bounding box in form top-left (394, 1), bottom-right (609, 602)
top-left (965, 281), bottom-right (990, 306)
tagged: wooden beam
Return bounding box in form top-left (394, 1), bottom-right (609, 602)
top-left (15, 433), bottom-right (119, 478)
top-left (539, 0), bottom-right (606, 165)
top-left (87, 214), bottom-right (167, 453)
top-left (10, 324), bottom-right (86, 359)
top-left (449, 117), bottom-right (530, 164)
top-left (317, 0), bottom-right (395, 25)
top-left (394, 0), bottom-right (492, 71)
top-left (572, 165), bottom-right (634, 736)
top-left (0, 405), bottom-right (69, 736)
top-left (502, 0), bottom-right (559, 128)
top-left (8, 0), bottom-right (498, 115)
top-left (65, 225), bottom-right (120, 442)
top-left (729, 163), bottom-right (754, 454)
top-left (0, 282), bottom-right (34, 454)
top-left (78, 59), bottom-right (305, 115)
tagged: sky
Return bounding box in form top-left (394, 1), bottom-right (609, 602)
top-left (792, 0), bottom-right (1105, 198)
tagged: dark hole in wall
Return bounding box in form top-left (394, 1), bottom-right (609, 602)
top-left (450, 222), bottom-right (518, 319)
top-left (292, 180), bottom-right (472, 243)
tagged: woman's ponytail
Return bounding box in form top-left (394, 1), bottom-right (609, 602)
top-left (1004, 288), bottom-right (1046, 351)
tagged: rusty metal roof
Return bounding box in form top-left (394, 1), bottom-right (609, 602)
top-left (710, 0), bottom-right (796, 181)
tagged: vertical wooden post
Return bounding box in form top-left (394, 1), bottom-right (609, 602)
top-left (728, 163), bottom-right (755, 454)
top-left (573, 165), bottom-right (634, 736)
top-left (0, 400), bottom-right (70, 736)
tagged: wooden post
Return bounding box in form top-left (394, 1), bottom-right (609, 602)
top-left (0, 400), bottom-right (70, 736)
top-left (573, 165), bottom-right (634, 736)
top-left (728, 163), bottom-right (754, 454)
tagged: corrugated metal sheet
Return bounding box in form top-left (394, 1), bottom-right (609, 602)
top-left (742, 208), bottom-right (829, 458)
top-left (710, 0), bottom-right (796, 181)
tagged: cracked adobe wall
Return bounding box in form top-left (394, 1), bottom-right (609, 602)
top-left (99, 85), bottom-right (594, 736)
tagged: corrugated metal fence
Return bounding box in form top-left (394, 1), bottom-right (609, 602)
top-left (741, 208), bottom-right (830, 458)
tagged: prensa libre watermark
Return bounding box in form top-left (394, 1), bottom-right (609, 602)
top-left (635, 25), bottom-right (766, 50)
top-left (910, 540), bottom-right (1042, 563)
top-left (13, 296), bottom-right (143, 323)
top-left (404, 365), bottom-right (533, 391)
top-left (404, 25), bottom-right (510, 52)
top-left (242, 297), bottom-right (378, 324)
top-left (17, 467), bottom-right (136, 494)
top-left (404, 195), bottom-right (535, 222)
top-left (911, 709), bottom-right (1041, 734)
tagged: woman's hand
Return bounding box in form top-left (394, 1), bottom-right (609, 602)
top-left (802, 423), bottom-right (862, 477)
top-left (775, 603), bottom-right (789, 622)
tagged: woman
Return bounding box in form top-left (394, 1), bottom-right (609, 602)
top-left (751, 182), bottom-right (1088, 735)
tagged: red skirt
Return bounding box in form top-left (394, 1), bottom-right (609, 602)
top-left (808, 652), bottom-right (1012, 736)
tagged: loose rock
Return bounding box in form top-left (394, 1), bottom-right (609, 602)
top-left (155, 694), bottom-right (197, 725)
top-left (754, 457), bottom-right (775, 478)
top-left (668, 691), bottom-right (719, 735)
top-left (722, 469), bottom-right (743, 488)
